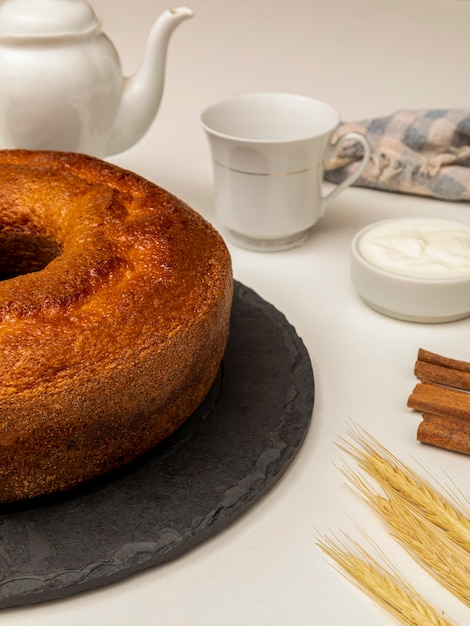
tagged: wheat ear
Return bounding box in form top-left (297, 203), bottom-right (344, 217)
top-left (337, 427), bottom-right (470, 553)
top-left (342, 464), bottom-right (470, 607)
top-left (317, 533), bottom-right (456, 626)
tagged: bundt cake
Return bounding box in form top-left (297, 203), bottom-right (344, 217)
top-left (0, 149), bottom-right (233, 504)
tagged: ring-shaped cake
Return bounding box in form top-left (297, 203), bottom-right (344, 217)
top-left (0, 150), bottom-right (233, 504)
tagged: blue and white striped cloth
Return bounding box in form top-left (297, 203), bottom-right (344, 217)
top-left (325, 109), bottom-right (470, 202)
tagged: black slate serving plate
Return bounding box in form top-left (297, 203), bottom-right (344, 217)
top-left (0, 281), bottom-right (314, 608)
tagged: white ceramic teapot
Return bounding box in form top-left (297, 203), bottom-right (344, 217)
top-left (0, 0), bottom-right (193, 156)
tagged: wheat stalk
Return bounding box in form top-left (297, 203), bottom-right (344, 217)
top-left (337, 426), bottom-right (470, 553)
top-left (317, 532), bottom-right (456, 626)
top-left (346, 472), bottom-right (470, 607)
top-left (317, 425), bottom-right (470, 622)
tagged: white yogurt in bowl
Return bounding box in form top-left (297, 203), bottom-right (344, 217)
top-left (351, 217), bottom-right (470, 323)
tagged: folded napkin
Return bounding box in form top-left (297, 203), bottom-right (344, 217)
top-left (324, 109), bottom-right (470, 201)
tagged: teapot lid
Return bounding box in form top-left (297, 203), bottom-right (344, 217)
top-left (0, 0), bottom-right (101, 38)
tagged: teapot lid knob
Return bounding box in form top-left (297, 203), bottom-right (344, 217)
top-left (0, 0), bottom-right (101, 38)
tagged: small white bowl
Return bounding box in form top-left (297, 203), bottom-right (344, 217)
top-left (350, 217), bottom-right (470, 323)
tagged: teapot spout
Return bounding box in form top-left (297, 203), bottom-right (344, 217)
top-left (106, 6), bottom-right (193, 156)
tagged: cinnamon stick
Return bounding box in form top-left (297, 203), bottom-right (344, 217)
top-left (417, 348), bottom-right (470, 373)
top-left (409, 349), bottom-right (470, 455)
top-left (407, 382), bottom-right (470, 422)
top-left (417, 413), bottom-right (470, 455)
top-left (414, 360), bottom-right (470, 391)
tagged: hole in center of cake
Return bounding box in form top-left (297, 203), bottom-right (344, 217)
top-left (0, 228), bottom-right (61, 280)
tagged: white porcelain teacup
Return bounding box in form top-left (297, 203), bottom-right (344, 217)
top-left (201, 92), bottom-right (370, 251)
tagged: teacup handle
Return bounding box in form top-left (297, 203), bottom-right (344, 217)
top-left (320, 131), bottom-right (371, 216)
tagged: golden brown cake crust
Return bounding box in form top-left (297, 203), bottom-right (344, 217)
top-left (0, 150), bottom-right (233, 503)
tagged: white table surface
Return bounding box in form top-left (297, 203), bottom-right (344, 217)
top-left (4, 0), bottom-right (470, 624)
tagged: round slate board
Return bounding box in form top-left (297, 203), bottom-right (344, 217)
top-left (0, 281), bottom-right (314, 608)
